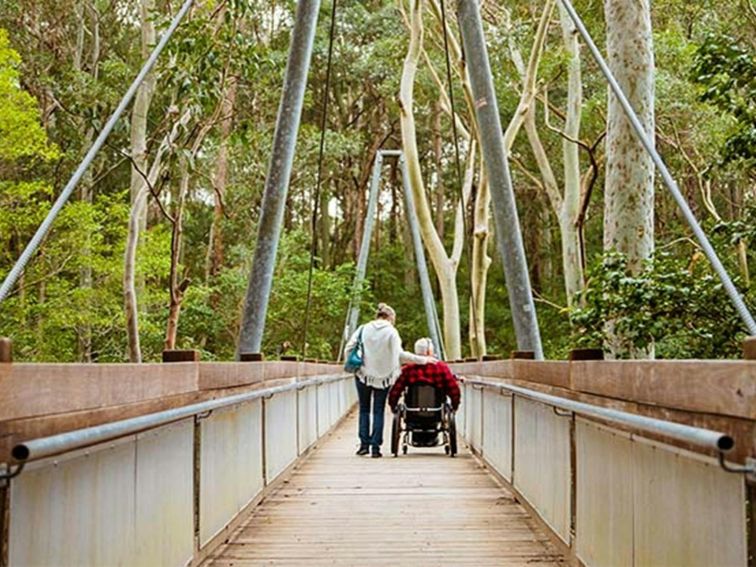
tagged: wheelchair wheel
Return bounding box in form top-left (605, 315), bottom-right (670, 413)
top-left (448, 413), bottom-right (458, 457)
top-left (391, 412), bottom-right (401, 457)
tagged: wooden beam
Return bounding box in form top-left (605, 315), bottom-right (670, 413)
top-left (570, 361), bottom-right (756, 420)
top-left (0, 363), bottom-right (200, 422)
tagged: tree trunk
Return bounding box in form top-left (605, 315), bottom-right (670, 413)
top-left (604, 0), bottom-right (655, 358)
top-left (206, 79), bottom-right (237, 279)
top-left (130, 0), bottom-right (157, 213)
top-left (124, 111), bottom-right (190, 362)
top-left (558, 3), bottom-right (585, 305)
top-left (399, 0), bottom-right (463, 359)
top-left (165, 159), bottom-right (190, 351)
top-left (469, 158), bottom-right (491, 358)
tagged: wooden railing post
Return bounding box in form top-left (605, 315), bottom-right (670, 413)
top-left (743, 337), bottom-right (756, 361)
top-left (0, 338), bottom-right (12, 363)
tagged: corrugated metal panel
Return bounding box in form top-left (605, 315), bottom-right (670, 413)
top-left (633, 435), bottom-right (747, 567)
top-left (135, 420), bottom-right (194, 566)
top-left (265, 389), bottom-right (298, 482)
top-left (513, 396), bottom-right (570, 542)
top-left (200, 400), bottom-right (264, 546)
top-left (468, 385), bottom-right (483, 451)
top-left (456, 382), bottom-right (466, 438)
top-left (10, 437), bottom-right (137, 566)
top-left (481, 388), bottom-right (512, 480)
top-left (298, 385), bottom-right (318, 453)
top-left (575, 419), bottom-right (633, 567)
top-left (317, 381), bottom-right (331, 436)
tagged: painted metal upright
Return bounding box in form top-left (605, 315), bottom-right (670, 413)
top-left (456, 0), bottom-right (544, 359)
top-left (237, 0), bottom-right (322, 357)
top-left (400, 156), bottom-right (445, 360)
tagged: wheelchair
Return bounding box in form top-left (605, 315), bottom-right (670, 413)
top-left (390, 383), bottom-right (457, 457)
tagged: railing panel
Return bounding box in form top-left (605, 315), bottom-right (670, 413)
top-left (467, 384), bottom-right (483, 452)
top-left (264, 389), bottom-right (298, 482)
top-left (10, 438), bottom-right (138, 566)
top-left (297, 385), bottom-right (318, 453)
top-left (135, 420), bottom-right (194, 566)
top-left (456, 382), bottom-right (466, 438)
top-left (317, 381), bottom-right (331, 436)
top-left (632, 434), bottom-right (746, 566)
top-left (481, 388), bottom-right (512, 480)
top-left (513, 397), bottom-right (571, 542)
top-left (575, 419), bottom-right (633, 567)
top-left (199, 400), bottom-right (263, 546)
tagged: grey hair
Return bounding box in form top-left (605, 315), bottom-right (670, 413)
top-left (376, 302), bottom-right (396, 321)
top-left (414, 337), bottom-right (434, 356)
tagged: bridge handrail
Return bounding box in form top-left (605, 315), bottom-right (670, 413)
top-left (10, 373), bottom-right (351, 464)
top-left (461, 376), bottom-right (734, 454)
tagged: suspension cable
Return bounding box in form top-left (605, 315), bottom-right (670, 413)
top-left (0, 0), bottom-right (195, 305)
top-left (438, 0), bottom-right (480, 358)
top-left (558, 0), bottom-right (756, 335)
top-left (302, 0), bottom-right (339, 359)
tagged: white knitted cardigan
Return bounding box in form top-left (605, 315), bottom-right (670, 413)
top-left (345, 319), bottom-right (428, 389)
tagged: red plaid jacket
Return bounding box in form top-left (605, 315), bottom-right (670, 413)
top-left (388, 362), bottom-right (461, 411)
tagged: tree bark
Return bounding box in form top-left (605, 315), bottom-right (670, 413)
top-left (124, 111), bottom-right (190, 362)
top-left (603, 0), bottom-right (655, 358)
top-left (206, 79), bottom-right (237, 279)
top-left (557, 3), bottom-right (585, 305)
top-left (399, 0), bottom-right (464, 359)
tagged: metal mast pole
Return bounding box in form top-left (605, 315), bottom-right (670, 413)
top-left (237, 0), bottom-right (322, 357)
top-left (456, 0), bottom-right (544, 359)
top-left (400, 156), bottom-right (445, 360)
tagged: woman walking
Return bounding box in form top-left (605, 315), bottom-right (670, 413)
top-left (344, 303), bottom-right (433, 457)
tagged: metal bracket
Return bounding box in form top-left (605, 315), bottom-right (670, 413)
top-left (553, 407), bottom-right (573, 418)
top-left (718, 453), bottom-right (756, 481)
top-left (498, 387), bottom-right (513, 398)
top-left (0, 462), bottom-right (25, 484)
top-left (194, 410), bottom-right (213, 423)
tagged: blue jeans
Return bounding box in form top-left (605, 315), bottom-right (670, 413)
top-left (355, 378), bottom-right (389, 449)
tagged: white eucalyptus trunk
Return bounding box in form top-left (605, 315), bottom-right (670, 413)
top-left (603, 0), bottom-right (655, 269)
top-left (603, 0), bottom-right (655, 358)
top-left (558, 3), bottom-right (585, 304)
top-left (124, 111), bottom-right (190, 362)
top-left (130, 0), bottom-right (156, 213)
top-left (399, 0), bottom-right (462, 359)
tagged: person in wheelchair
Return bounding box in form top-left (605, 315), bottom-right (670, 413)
top-left (388, 338), bottom-right (460, 447)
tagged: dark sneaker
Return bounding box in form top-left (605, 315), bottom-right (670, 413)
top-left (371, 449), bottom-right (382, 458)
top-left (355, 446), bottom-right (369, 456)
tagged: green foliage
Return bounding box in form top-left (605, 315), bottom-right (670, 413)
top-left (262, 230), bottom-right (368, 360)
top-left (571, 251), bottom-right (751, 358)
top-left (0, 28), bottom-right (58, 165)
top-left (691, 33), bottom-right (756, 168)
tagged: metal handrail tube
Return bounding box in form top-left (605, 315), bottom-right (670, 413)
top-left (0, 0), bottom-right (196, 305)
top-left (11, 374), bottom-right (349, 463)
top-left (462, 377), bottom-right (734, 453)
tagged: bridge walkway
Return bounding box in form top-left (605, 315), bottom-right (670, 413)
top-left (205, 410), bottom-right (566, 566)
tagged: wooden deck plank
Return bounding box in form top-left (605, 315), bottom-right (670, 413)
top-left (205, 411), bottom-right (567, 566)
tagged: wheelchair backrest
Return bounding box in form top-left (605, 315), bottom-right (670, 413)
top-left (405, 383), bottom-right (445, 411)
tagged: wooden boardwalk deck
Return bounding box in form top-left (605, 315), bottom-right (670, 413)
top-left (206, 410), bottom-right (566, 566)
